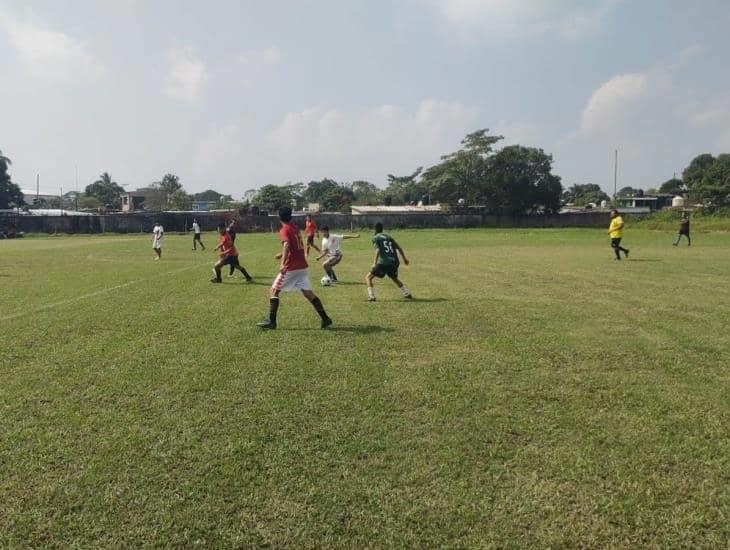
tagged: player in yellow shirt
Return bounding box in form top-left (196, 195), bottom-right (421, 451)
top-left (608, 209), bottom-right (630, 260)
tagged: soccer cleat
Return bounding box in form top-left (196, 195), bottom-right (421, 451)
top-left (245, 277), bottom-right (254, 283)
top-left (624, 249), bottom-right (630, 259)
top-left (257, 320), bottom-right (277, 330)
top-left (367, 296), bottom-right (376, 302)
top-left (404, 293), bottom-right (413, 299)
top-left (210, 277), bottom-right (222, 283)
top-left (321, 317), bottom-right (333, 329)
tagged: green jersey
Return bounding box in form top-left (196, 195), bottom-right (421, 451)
top-left (372, 233), bottom-right (400, 266)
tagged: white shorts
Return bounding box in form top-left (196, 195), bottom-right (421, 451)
top-left (271, 269), bottom-right (311, 292)
top-left (152, 239), bottom-right (163, 249)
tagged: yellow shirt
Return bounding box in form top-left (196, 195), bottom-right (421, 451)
top-left (609, 216), bottom-right (624, 239)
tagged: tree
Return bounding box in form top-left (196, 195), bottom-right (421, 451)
top-left (0, 149), bottom-right (25, 209)
top-left (682, 154), bottom-right (715, 190)
top-left (85, 172), bottom-right (124, 209)
top-left (384, 168), bottom-right (426, 205)
top-left (320, 185), bottom-right (356, 213)
top-left (617, 186), bottom-right (641, 197)
top-left (350, 180), bottom-right (381, 205)
top-left (77, 196), bottom-right (102, 210)
top-left (562, 183), bottom-right (610, 206)
top-left (658, 178), bottom-right (685, 196)
top-left (690, 154), bottom-right (730, 206)
top-left (253, 184), bottom-right (295, 211)
top-left (147, 173), bottom-right (190, 210)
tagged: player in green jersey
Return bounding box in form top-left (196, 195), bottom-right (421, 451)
top-left (366, 222), bottom-right (412, 301)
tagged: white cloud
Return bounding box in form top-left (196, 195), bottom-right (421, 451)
top-left (194, 100), bottom-right (480, 189)
top-left (232, 46), bottom-right (282, 88)
top-left (579, 73), bottom-right (650, 136)
top-left (432, 0), bottom-right (621, 41)
top-left (493, 120), bottom-right (540, 146)
top-left (0, 12), bottom-right (105, 81)
top-left (165, 46), bottom-right (208, 103)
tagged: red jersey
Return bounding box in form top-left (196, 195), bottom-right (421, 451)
top-left (218, 233), bottom-right (237, 257)
top-left (279, 222), bottom-right (308, 271)
top-left (305, 218), bottom-right (317, 237)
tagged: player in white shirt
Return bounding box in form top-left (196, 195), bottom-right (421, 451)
top-left (152, 222), bottom-right (164, 260)
top-left (316, 225), bottom-right (359, 282)
top-left (192, 219), bottom-right (205, 251)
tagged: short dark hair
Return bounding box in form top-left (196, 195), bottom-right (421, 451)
top-left (610, 209), bottom-right (619, 215)
top-left (374, 222), bottom-right (383, 233)
top-left (279, 206), bottom-right (293, 222)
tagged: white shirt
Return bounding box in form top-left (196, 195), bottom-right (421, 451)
top-left (153, 224), bottom-right (164, 244)
top-left (321, 234), bottom-right (343, 257)
top-left (192, 222), bottom-right (201, 234)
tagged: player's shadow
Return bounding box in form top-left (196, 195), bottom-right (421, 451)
top-left (284, 325), bottom-right (394, 334)
top-left (330, 281), bottom-right (365, 286)
top-left (402, 297), bottom-right (448, 303)
top-left (626, 259), bottom-right (661, 263)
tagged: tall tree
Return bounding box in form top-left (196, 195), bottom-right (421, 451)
top-left (690, 154), bottom-right (730, 206)
top-left (682, 154), bottom-right (715, 190)
top-left (658, 178), bottom-right (685, 196)
top-left (384, 168), bottom-right (426, 205)
top-left (617, 186), bottom-right (641, 197)
top-left (253, 184), bottom-right (295, 211)
top-left (85, 172), bottom-right (124, 209)
top-left (350, 180), bottom-right (381, 205)
top-left (148, 173), bottom-right (189, 210)
top-left (562, 183), bottom-right (609, 206)
top-left (0, 149), bottom-right (25, 208)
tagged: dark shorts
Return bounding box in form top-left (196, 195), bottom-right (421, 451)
top-left (679, 229), bottom-right (690, 236)
top-left (324, 253), bottom-right (343, 266)
top-left (610, 238), bottom-right (622, 248)
top-left (371, 263), bottom-right (399, 279)
top-left (306, 235), bottom-right (315, 245)
top-left (193, 233), bottom-right (202, 240)
top-left (221, 254), bottom-right (239, 267)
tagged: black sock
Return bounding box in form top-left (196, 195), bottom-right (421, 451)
top-left (613, 248), bottom-right (621, 259)
top-left (269, 297), bottom-right (279, 324)
top-left (239, 266), bottom-right (252, 279)
top-left (329, 270), bottom-right (337, 281)
top-left (309, 297), bottom-right (329, 321)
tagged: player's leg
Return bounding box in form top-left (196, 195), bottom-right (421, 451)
top-left (687, 232), bottom-right (691, 246)
top-left (366, 269), bottom-right (378, 301)
top-left (611, 239), bottom-right (621, 260)
top-left (211, 258), bottom-right (225, 282)
top-left (389, 273), bottom-right (412, 299)
top-left (673, 232), bottom-right (680, 246)
top-left (155, 247), bottom-right (162, 260)
top-left (258, 274), bottom-right (285, 329)
top-left (301, 289), bottom-right (332, 328)
top-left (192, 234), bottom-right (197, 250)
top-left (234, 256), bottom-right (253, 281)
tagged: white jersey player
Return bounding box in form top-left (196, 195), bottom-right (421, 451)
top-left (316, 225), bottom-right (359, 282)
top-left (152, 223), bottom-right (164, 260)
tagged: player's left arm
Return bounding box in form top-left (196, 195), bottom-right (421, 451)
top-left (278, 242), bottom-right (289, 272)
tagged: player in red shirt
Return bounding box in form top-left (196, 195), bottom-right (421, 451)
top-left (211, 223), bottom-right (253, 283)
top-left (304, 214), bottom-right (321, 257)
top-left (257, 207), bottom-right (332, 329)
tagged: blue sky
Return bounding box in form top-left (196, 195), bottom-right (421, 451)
top-left (2, 0), bottom-right (730, 198)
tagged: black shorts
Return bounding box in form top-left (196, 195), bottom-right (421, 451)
top-left (371, 263), bottom-right (399, 279)
top-left (222, 255), bottom-right (239, 267)
top-left (193, 233), bottom-right (202, 241)
top-left (610, 238), bottom-right (622, 248)
top-left (306, 235), bottom-right (315, 245)
top-left (679, 229), bottom-right (690, 236)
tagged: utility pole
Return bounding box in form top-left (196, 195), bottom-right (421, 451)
top-left (36, 174), bottom-right (40, 203)
top-left (613, 149), bottom-right (618, 204)
top-left (75, 164), bottom-right (79, 210)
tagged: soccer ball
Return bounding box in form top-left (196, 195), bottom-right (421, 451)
top-left (320, 276), bottom-right (332, 286)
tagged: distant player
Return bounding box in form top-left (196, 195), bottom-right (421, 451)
top-left (257, 206), bottom-right (332, 330)
top-left (152, 222), bottom-right (164, 260)
top-left (304, 214), bottom-right (321, 257)
top-left (673, 212), bottom-right (691, 246)
top-left (192, 218), bottom-right (205, 250)
top-left (316, 226), bottom-right (360, 282)
top-left (366, 222), bottom-right (412, 301)
top-left (226, 219), bottom-right (238, 277)
top-left (608, 209), bottom-right (629, 260)
top-left (211, 223), bottom-right (253, 283)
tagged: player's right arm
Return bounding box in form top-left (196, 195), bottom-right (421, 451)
top-left (279, 242), bottom-right (289, 273)
top-left (394, 241), bottom-right (409, 265)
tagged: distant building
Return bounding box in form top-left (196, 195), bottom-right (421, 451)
top-left (191, 200), bottom-right (217, 212)
top-left (616, 195), bottom-right (673, 212)
top-left (121, 188), bottom-right (157, 212)
top-left (351, 205), bottom-right (442, 215)
top-left (20, 188), bottom-right (58, 205)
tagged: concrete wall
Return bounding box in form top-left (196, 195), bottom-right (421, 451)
top-left (1, 210), bottom-right (648, 235)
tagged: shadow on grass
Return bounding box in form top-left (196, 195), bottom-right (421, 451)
top-left (627, 259), bottom-right (661, 263)
top-left (403, 297), bottom-right (448, 303)
top-left (279, 325), bottom-right (395, 334)
top-left (329, 281), bottom-right (366, 286)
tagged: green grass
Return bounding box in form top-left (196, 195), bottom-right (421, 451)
top-left (1, 229), bottom-right (728, 547)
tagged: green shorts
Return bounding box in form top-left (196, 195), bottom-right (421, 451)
top-left (370, 263), bottom-right (399, 279)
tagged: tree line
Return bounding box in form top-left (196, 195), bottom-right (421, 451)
top-left (3, 139), bottom-right (730, 212)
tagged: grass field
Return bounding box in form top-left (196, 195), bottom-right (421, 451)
top-left (1, 228), bottom-right (728, 547)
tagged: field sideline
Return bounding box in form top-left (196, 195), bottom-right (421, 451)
top-left (1, 228), bottom-right (728, 546)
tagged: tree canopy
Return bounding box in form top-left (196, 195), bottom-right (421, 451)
top-left (0, 149), bottom-right (25, 209)
top-left (682, 153), bottom-right (730, 206)
top-left (658, 178), bottom-right (685, 196)
top-left (85, 172), bottom-right (124, 209)
top-left (562, 183), bottom-right (609, 207)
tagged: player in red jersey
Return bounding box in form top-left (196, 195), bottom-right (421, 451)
top-left (211, 223), bottom-right (253, 283)
top-left (304, 214), bottom-right (321, 257)
top-left (257, 207), bottom-right (332, 329)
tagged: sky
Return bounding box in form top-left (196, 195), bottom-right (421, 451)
top-left (2, 0), bottom-right (730, 198)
